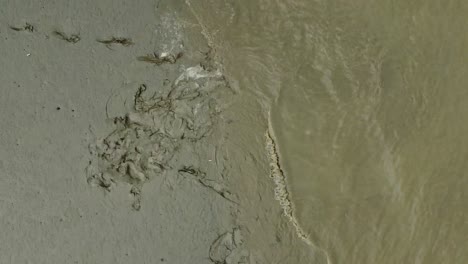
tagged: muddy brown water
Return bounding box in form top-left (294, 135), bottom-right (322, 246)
top-left (185, 0), bottom-right (468, 263)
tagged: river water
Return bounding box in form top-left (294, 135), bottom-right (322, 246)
top-left (185, 0), bottom-right (468, 263)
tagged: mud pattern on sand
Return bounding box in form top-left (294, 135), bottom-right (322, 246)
top-left (86, 63), bottom-right (230, 210)
top-left (209, 227), bottom-right (250, 264)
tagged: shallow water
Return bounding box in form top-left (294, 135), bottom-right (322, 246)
top-left (186, 0), bottom-right (468, 262)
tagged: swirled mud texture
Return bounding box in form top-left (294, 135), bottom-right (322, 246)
top-left (86, 65), bottom-right (229, 210)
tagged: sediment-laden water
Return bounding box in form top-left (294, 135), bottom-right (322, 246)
top-left (185, 0), bottom-right (468, 263)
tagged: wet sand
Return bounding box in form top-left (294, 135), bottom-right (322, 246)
top-left (0, 0), bottom-right (309, 263)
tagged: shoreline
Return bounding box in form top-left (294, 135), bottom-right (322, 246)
top-left (0, 1), bottom-right (314, 263)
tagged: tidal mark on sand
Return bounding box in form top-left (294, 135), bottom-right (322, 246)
top-left (137, 52), bottom-right (183, 65)
top-left (97, 37), bottom-right (134, 49)
top-left (10, 23), bottom-right (35, 32)
top-left (53, 30), bottom-right (81, 43)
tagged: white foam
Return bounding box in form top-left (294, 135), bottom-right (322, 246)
top-left (174, 65), bottom-right (222, 85)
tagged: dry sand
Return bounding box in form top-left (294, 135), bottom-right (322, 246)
top-left (0, 0), bottom-right (314, 263)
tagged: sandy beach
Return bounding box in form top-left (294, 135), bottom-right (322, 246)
top-left (0, 1), bottom-right (311, 263)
